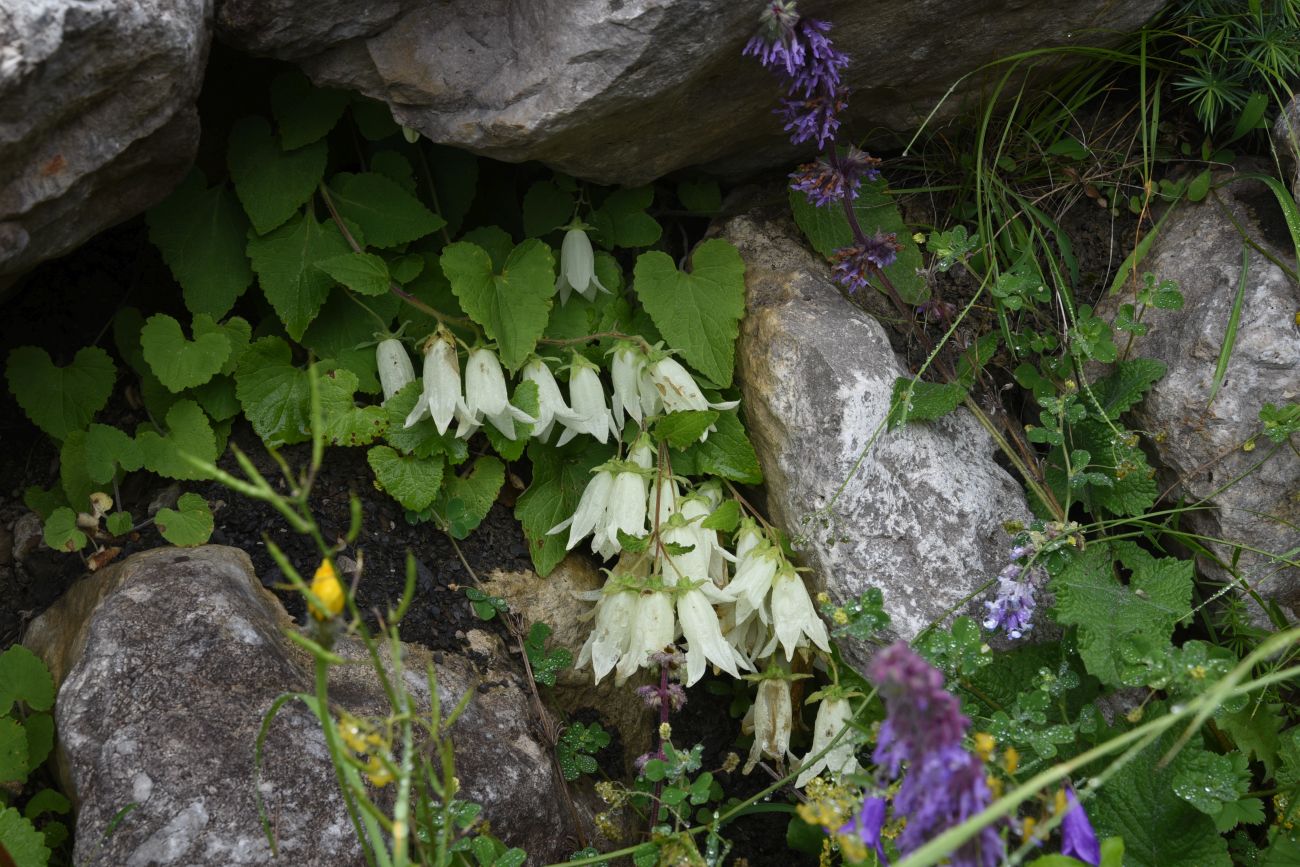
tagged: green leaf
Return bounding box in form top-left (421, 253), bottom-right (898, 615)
top-left (655, 411), bottom-right (719, 449)
top-left (138, 400), bottom-right (219, 481)
top-left (314, 251), bottom-right (392, 296)
top-left (368, 445), bottom-right (445, 512)
top-left (370, 151), bottom-right (417, 194)
top-left (1050, 543), bottom-right (1193, 686)
top-left (381, 381), bottom-right (470, 464)
top-left (524, 622), bottom-right (572, 687)
top-left (155, 492), bottom-right (214, 546)
top-left (887, 378), bottom-right (967, 428)
top-left (590, 186), bottom-right (661, 249)
top-left (328, 172), bottom-right (445, 248)
top-left (437, 456), bottom-right (504, 539)
top-left (147, 171), bottom-right (254, 318)
top-left (515, 440), bottom-right (614, 575)
top-left (41, 507), bottom-right (84, 553)
top-left (140, 313), bottom-right (232, 392)
top-left (1172, 750), bottom-right (1251, 816)
top-left (23, 486), bottom-right (65, 520)
top-left (301, 289), bottom-right (398, 396)
top-left (442, 239), bottom-right (556, 371)
top-left (22, 713), bottom-right (53, 776)
top-left (105, 512), bottom-right (134, 536)
top-left (699, 499), bottom-right (740, 532)
top-left (522, 180), bottom-right (574, 238)
top-left (556, 722), bottom-right (610, 781)
top-left (1091, 730), bottom-right (1231, 867)
top-left (427, 144), bottom-right (478, 236)
top-left (1216, 701), bottom-right (1282, 776)
top-left (190, 375), bottom-right (242, 422)
top-left (84, 423), bottom-right (144, 484)
top-left (317, 367), bottom-right (388, 447)
top-left (270, 70), bottom-right (349, 149)
top-left (0, 806), bottom-right (49, 867)
top-left (59, 431), bottom-right (95, 511)
top-left (681, 410), bottom-right (762, 484)
top-left (6, 345), bottom-right (116, 441)
top-left (227, 115), bottom-right (327, 235)
top-left (460, 226), bottom-right (514, 270)
top-left (788, 178), bottom-right (929, 304)
top-left (349, 95), bottom-right (399, 140)
top-left (482, 380), bottom-right (538, 461)
top-left (633, 239), bottom-right (745, 388)
top-left (0, 645), bottom-right (54, 714)
top-left (1088, 359), bottom-right (1166, 420)
top-left (495, 849), bottom-right (526, 867)
top-left (0, 717), bottom-right (28, 782)
top-left (24, 788), bottom-right (71, 822)
top-left (464, 587), bottom-right (509, 621)
top-left (1186, 169), bottom-right (1213, 203)
top-left (247, 210), bottom-right (352, 340)
top-left (677, 180), bottom-right (722, 213)
top-left (234, 337), bottom-right (312, 447)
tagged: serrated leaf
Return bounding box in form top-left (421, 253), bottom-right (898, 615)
top-left (699, 499), bottom-right (740, 532)
top-left (6, 345), bottom-right (116, 441)
top-left (461, 226), bottom-right (514, 270)
top-left (368, 445), bottom-right (444, 511)
top-left (147, 171), bottom-right (254, 318)
top-left (524, 621), bottom-right (572, 687)
top-left (0, 645), bottom-right (54, 714)
top-left (1172, 750), bottom-right (1251, 816)
top-left (155, 492), bottom-right (213, 547)
top-left (515, 440), bottom-right (614, 575)
top-left (84, 423), bottom-right (144, 484)
top-left (655, 411), bottom-right (719, 449)
top-left (24, 485), bottom-right (65, 520)
top-left (370, 151), bottom-right (417, 194)
top-left (319, 367), bottom-right (388, 447)
top-left (228, 115), bottom-right (327, 235)
top-left (442, 239), bottom-right (556, 371)
top-left (247, 210), bottom-right (352, 340)
top-left (437, 456), bottom-right (504, 539)
top-left (677, 180), bottom-right (721, 213)
top-left (522, 180), bottom-right (574, 238)
top-left (887, 378), bottom-right (967, 428)
top-left (0, 806), bottom-right (50, 867)
top-left (22, 713), bottom-right (53, 775)
top-left (1088, 359), bottom-right (1167, 420)
top-left (314, 251), bottom-right (392, 296)
top-left (328, 172), bottom-right (444, 248)
top-left (105, 512), bottom-right (134, 536)
top-left (1217, 701), bottom-right (1282, 776)
top-left (270, 70), bottom-right (349, 149)
top-left (633, 240), bottom-right (745, 388)
top-left (590, 186), bottom-right (661, 248)
top-left (684, 410), bottom-right (762, 484)
top-left (140, 313), bottom-right (232, 392)
top-left (24, 788), bottom-right (70, 822)
top-left (235, 337), bottom-right (312, 447)
top-left (191, 375), bottom-right (242, 422)
top-left (138, 399), bottom-right (218, 481)
top-left (483, 380), bottom-right (538, 461)
top-left (382, 381), bottom-right (470, 463)
top-left (59, 431), bottom-right (95, 511)
top-left (1049, 543), bottom-right (1193, 686)
top-left (42, 507), bottom-right (85, 554)
top-left (301, 289), bottom-right (399, 396)
top-left (788, 179), bottom-right (929, 304)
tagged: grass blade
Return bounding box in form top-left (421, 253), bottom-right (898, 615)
top-left (1207, 242), bottom-right (1250, 407)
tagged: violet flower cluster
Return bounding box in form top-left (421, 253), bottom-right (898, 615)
top-left (983, 522), bottom-right (1074, 640)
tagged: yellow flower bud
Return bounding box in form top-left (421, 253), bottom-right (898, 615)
top-left (310, 560), bottom-right (345, 620)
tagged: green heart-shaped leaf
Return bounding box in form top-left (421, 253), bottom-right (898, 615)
top-left (138, 400), bottom-right (218, 481)
top-left (42, 508), bottom-right (86, 555)
top-left (84, 423), bottom-right (144, 484)
top-left (441, 239), bottom-right (555, 371)
top-left (228, 115), bottom-right (327, 235)
top-left (155, 492), bottom-right (214, 547)
top-left (6, 346), bottom-right (116, 440)
top-left (367, 445), bottom-right (444, 512)
top-left (140, 314), bottom-right (232, 392)
top-left (247, 210), bottom-right (351, 340)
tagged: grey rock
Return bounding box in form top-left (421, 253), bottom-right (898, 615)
top-left (722, 205), bottom-right (1032, 661)
top-left (23, 546), bottom-right (577, 865)
top-left (0, 0), bottom-right (210, 289)
top-left (1094, 173), bottom-right (1300, 620)
top-left (11, 511), bottom-right (42, 563)
top-left (214, 0), bottom-right (1163, 185)
top-left (1272, 96), bottom-right (1300, 199)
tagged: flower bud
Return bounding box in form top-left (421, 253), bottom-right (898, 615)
top-left (376, 338), bottom-right (416, 403)
top-left (555, 227), bottom-right (610, 304)
top-left (404, 332), bottom-right (461, 435)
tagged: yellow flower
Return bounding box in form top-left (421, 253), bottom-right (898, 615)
top-left (310, 560), bottom-right (345, 620)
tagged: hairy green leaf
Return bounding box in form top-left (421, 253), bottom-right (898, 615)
top-left (138, 400), bottom-right (218, 481)
top-left (6, 345), bottom-right (116, 441)
top-left (328, 172), bottom-right (444, 248)
top-left (515, 440), bottom-right (613, 576)
top-left (0, 645), bottom-right (54, 714)
top-left (368, 445), bottom-right (444, 512)
top-left (319, 367), bottom-right (388, 447)
top-left (228, 115), bottom-right (327, 235)
top-left (655, 411), bottom-right (719, 449)
top-left (314, 251), bottom-right (391, 296)
top-left (437, 456), bottom-right (504, 539)
top-left (442, 239), bottom-right (556, 371)
top-left (140, 313), bottom-right (232, 392)
top-left (270, 70), bottom-right (349, 149)
top-left (84, 423), bottom-right (144, 484)
top-left (42, 508), bottom-right (86, 554)
top-left (590, 186), bottom-right (661, 249)
top-left (247, 210), bottom-right (351, 340)
top-left (887, 378), bottom-right (967, 428)
top-left (382, 381), bottom-right (470, 464)
top-left (155, 492), bottom-right (214, 547)
top-left (235, 337), bottom-right (312, 448)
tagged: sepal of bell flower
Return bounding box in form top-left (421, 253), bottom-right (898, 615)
top-left (678, 581), bottom-right (746, 686)
top-left (744, 676), bottom-right (793, 773)
top-left (734, 517), bottom-right (765, 561)
top-left (555, 224), bottom-right (610, 305)
top-left (762, 563), bottom-right (831, 660)
top-left (549, 465), bottom-right (616, 550)
top-left (462, 347), bottom-right (536, 440)
top-left (376, 338), bottom-right (415, 403)
top-left (576, 578), bottom-right (639, 684)
top-left (521, 356), bottom-right (581, 442)
top-left (404, 331), bottom-right (462, 435)
top-left (555, 354), bottom-right (618, 446)
top-left (646, 356), bottom-right (740, 439)
top-left (795, 694), bottom-right (860, 787)
top-left (616, 589), bottom-right (676, 685)
top-left (610, 341), bottom-right (648, 428)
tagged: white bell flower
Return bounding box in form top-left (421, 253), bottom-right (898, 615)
top-left (555, 226), bottom-right (610, 305)
top-left (762, 564), bottom-right (832, 661)
top-left (728, 542), bottom-right (781, 625)
top-left (549, 466), bottom-right (615, 550)
top-left (576, 582), bottom-right (639, 684)
top-left (376, 338), bottom-right (416, 403)
top-left (744, 677), bottom-right (793, 774)
top-left (648, 474), bottom-right (680, 528)
top-left (555, 355), bottom-right (619, 446)
top-left (645, 357), bottom-right (740, 439)
top-left (616, 590), bottom-right (676, 684)
top-left (734, 518), bottom-right (765, 561)
top-left (404, 331), bottom-right (462, 435)
top-left (722, 607), bottom-right (769, 664)
top-left (678, 583), bottom-right (745, 686)
top-left (521, 356), bottom-right (581, 442)
top-left (462, 347), bottom-right (536, 440)
top-left (795, 696), bottom-right (861, 787)
top-left (609, 342), bottom-right (648, 428)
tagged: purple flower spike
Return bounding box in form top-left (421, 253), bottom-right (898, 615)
top-left (982, 574), bottom-right (1037, 639)
top-left (830, 231), bottom-right (902, 292)
top-left (1061, 787), bottom-right (1101, 866)
top-left (839, 796), bottom-right (890, 866)
top-left (789, 147), bottom-right (882, 207)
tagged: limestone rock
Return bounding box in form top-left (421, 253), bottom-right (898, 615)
top-left (1093, 173), bottom-right (1300, 620)
top-left (1273, 96), bottom-right (1300, 199)
top-left (722, 205), bottom-right (1032, 662)
top-left (0, 0), bottom-right (209, 290)
top-left (23, 545), bottom-right (576, 865)
top-left (214, 0), bottom-right (1163, 185)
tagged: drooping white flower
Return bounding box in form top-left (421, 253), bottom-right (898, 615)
top-left (678, 584), bottom-right (745, 686)
top-left (763, 564), bottom-right (832, 661)
top-left (549, 466), bottom-right (615, 551)
top-left (461, 347), bottom-right (536, 440)
top-left (744, 677), bottom-right (793, 774)
top-left (404, 331), bottom-right (462, 435)
top-left (795, 696), bottom-right (860, 787)
top-left (376, 338), bottom-right (416, 403)
top-left (616, 590), bottom-right (676, 684)
top-left (521, 356), bottom-right (581, 442)
top-left (576, 583), bottom-right (639, 684)
top-left (555, 226), bottom-right (610, 305)
top-left (590, 436), bottom-right (655, 558)
top-left (648, 474), bottom-right (680, 528)
top-left (609, 342), bottom-right (648, 428)
top-left (645, 356), bottom-right (739, 439)
top-left (728, 541), bottom-right (781, 625)
top-left (555, 355), bottom-right (619, 446)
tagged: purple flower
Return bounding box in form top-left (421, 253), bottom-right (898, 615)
top-left (840, 796), bottom-right (890, 865)
top-left (745, 5), bottom-right (852, 149)
top-left (779, 93), bottom-right (847, 149)
top-left (789, 147), bottom-right (882, 206)
top-left (869, 642), bottom-right (969, 770)
top-left (982, 574), bottom-right (1037, 639)
top-left (790, 19), bottom-right (851, 99)
top-left (1061, 787), bottom-right (1101, 866)
top-left (895, 747), bottom-right (1001, 867)
top-left (830, 231), bottom-right (902, 292)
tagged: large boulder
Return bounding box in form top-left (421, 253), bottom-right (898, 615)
top-left (0, 0), bottom-right (210, 291)
top-left (722, 203), bottom-right (1033, 658)
top-left (1093, 173), bottom-right (1300, 620)
top-left (23, 546), bottom-right (577, 865)
top-left (214, 0), bottom-right (1164, 185)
